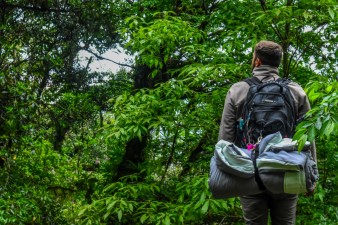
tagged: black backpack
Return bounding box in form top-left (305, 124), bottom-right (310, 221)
top-left (236, 77), bottom-right (297, 148)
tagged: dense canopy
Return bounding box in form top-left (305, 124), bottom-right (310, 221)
top-left (0, 0), bottom-right (337, 224)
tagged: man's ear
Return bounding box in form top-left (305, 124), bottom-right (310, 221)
top-left (255, 58), bottom-right (262, 67)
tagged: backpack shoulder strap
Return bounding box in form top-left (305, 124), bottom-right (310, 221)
top-left (277, 78), bottom-right (292, 85)
top-left (244, 76), bottom-right (261, 86)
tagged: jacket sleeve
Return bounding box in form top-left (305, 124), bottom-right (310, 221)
top-left (218, 87), bottom-right (238, 143)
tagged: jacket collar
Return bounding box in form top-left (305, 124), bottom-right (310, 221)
top-left (252, 65), bottom-right (280, 80)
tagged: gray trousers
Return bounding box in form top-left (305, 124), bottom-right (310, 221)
top-left (240, 192), bottom-right (298, 225)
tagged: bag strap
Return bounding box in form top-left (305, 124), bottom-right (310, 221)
top-left (251, 145), bottom-right (266, 191)
top-left (245, 76), bottom-right (291, 87)
top-left (244, 76), bottom-right (261, 86)
top-left (277, 77), bottom-right (292, 85)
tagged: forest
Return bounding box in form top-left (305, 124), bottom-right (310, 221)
top-left (0, 0), bottom-right (337, 224)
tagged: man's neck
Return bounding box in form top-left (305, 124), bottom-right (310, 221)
top-left (252, 65), bottom-right (279, 77)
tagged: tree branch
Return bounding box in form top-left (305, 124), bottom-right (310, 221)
top-left (0, 1), bottom-right (71, 13)
top-left (290, 24), bottom-right (327, 72)
top-left (258, 0), bottom-right (283, 41)
top-left (161, 125), bottom-right (179, 182)
top-left (85, 49), bottom-right (135, 69)
top-left (179, 133), bottom-right (209, 178)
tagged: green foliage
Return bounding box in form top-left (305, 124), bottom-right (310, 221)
top-left (76, 174), bottom-right (241, 225)
top-left (123, 12), bottom-right (205, 75)
top-left (1, 0), bottom-right (338, 224)
top-left (294, 79), bottom-right (338, 224)
top-left (294, 80), bottom-right (338, 149)
top-left (0, 139), bottom-right (75, 224)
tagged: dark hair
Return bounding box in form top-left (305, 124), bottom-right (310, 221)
top-left (254, 41), bottom-right (282, 67)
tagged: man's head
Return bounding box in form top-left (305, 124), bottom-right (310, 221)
top-left (252, 41), bottom-right (283, 68)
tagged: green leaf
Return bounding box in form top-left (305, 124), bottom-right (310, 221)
top-left (199, 191), bottom-right (206, 203)
top-left (201, 200), bottom-right (209, 214)
top-left (179, 215), bottom-right (184, 224)
top-left (309, 93), bottom-right (321, 102)
top-left (182, 204), bottom-right (190, 215)
top-left (164, 215), bottom-right (170, 225)
top-left (104, 212), bottom-right (111, 220)
top-left (275, 9), bottom-right (281, 16)
top-left (178, 194), bottom-right (184, 203)
top-left (293, 128), bottom-right (306, 141)
top-left (140, 214), bottom-right (148, 224)
top-left (315, 118), bottom-right (322, 130)
top-left (328, 8), bottom-right (335, 19)
top-left (297, 134), bottom-right (307, 151)
top-left (211, 199), bottom-right (221, 208)
top-left (118, 210), bottom-right (122, 222)
top-left (308, 125), bottom-right (316, 142)
top-left (297, 121), bottom-right (311, 129)
top-left (107, 201), bottom-right (116, 211)
top-left (317, 192), bottom-right (324, 202)
top-left (323, 121), bottom-right (334, 137)
top-left (326, 85), bottom-right (333, 93)
top-left (128, 203), bottom-right (133, 212)
top-left (78, 207), bottom-right (88, 216)
top-left (137, 129), bottom-right (142, 141)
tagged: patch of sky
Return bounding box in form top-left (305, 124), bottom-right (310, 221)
top-left (78, 45), bottom-right (134, 73)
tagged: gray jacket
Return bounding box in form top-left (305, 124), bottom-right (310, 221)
top-left (218, 65), bottom-right (317, 161)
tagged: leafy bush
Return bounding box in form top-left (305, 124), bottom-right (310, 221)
top-left (76, 174), bottom-right (242, 225)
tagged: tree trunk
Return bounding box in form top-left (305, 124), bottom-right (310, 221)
top-left (179, 134), bottom-right (208, 178)
top-left (115, 64), bottom-right (152, 180)
top-left (116, 136), bottom-right (148, 179)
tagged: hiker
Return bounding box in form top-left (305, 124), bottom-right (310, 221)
top-left (218, 40), bottom-right (317, 225)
